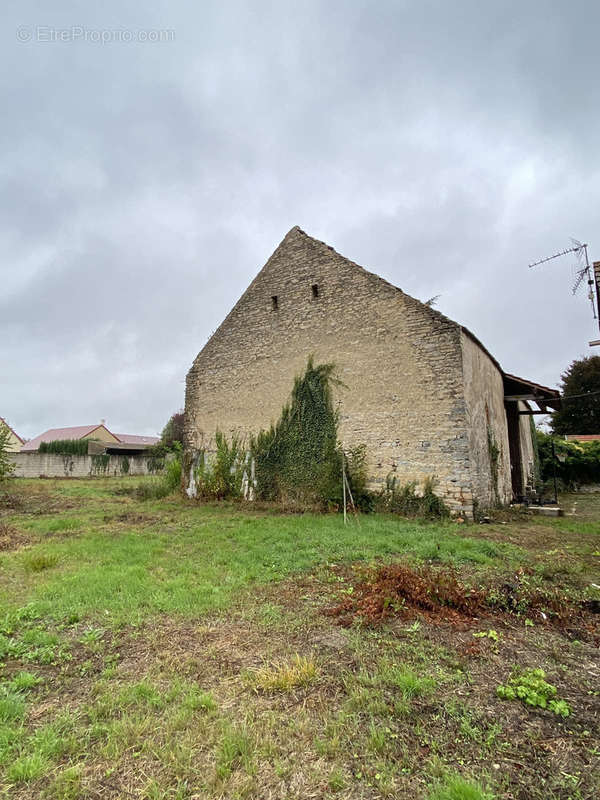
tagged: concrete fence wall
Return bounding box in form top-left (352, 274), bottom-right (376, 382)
top-left (11, 452), bottom-right (158, 478)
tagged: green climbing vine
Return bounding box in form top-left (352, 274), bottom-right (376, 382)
top-left (249, 357), bottom-right (357, 508)
top-left (487, 426), bottom-right (500, 505)
top-left (90, 454), bottom-right (110, 476)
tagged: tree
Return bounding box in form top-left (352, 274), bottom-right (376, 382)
top-left (0, 422), bottom-right (15, 483)
top-left (161, 410), bottom-right (185, 450)
top-left (551, 356), bottom-right (600, 435)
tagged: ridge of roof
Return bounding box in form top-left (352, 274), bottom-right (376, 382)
top-left (114, 433), bottom-right (160, 444)
top-left (20, 424), bottom-right (112, 451)
top-left (0, 418), bottom-right (24, 444)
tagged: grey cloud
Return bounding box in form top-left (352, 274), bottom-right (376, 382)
top-left (2, 0), bottom-right (599, 439)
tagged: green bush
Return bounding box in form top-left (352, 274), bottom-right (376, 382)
top-left (134, 455), bottom-right (181, 500)
top-left (0, 423), bottom-right (15, 483)
top-left (193, 432), bottom-right (245, 500)
top-left (38, 439), bottom-right (90, 456)
top-left (536, 431), bottom-right (600, 489)
top-left (164, 457), bottom-right (182, 492)
top-left (374, 475), bottom-right (449, 519)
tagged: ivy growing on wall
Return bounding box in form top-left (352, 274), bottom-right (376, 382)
top-left (90, 454), bottom-right (110, 475)
top-left (188, 357), bottom-right (369, 509)
top-left (487, 427), bottom-right (500, 505)
top-left (249, 358), bottom-right (344, 507)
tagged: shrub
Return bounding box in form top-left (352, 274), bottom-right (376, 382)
top-left (131, 454), bottom-right (182, 500)
top-left (161, 410), bottom-right (185, 449)
top-left (164, 457), bottom-right (182, 493)
top-left (536, 431), bottom-right (600, 489)
top-left (375, 475), bottom-right (449, 519)
top-left (194, 432), bottom-right (245, 500)
top-left (247, 357), bottom-right (369, 510)
top-left (0, 422), bottom-right (15, 483)
top-left (39, 439), bottom-right (90, 456)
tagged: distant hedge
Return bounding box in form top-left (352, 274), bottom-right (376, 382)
top-left (39, 439), bottom-right (91, 456)
top-left (536, 431), bottom-right (600, 488)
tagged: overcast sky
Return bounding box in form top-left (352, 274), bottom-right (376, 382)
top-left (2, 1), bottom-right (599, 439)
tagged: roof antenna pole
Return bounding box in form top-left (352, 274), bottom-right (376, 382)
top-left (529, 238), bottom-right (599, 342)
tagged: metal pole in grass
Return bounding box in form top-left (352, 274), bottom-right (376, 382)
top-left (551, 439), bottom-right (558, 505)
top-left (342, 455), bottom-right (347, 525)
top-left (344, 469), bottom-right (360, 526)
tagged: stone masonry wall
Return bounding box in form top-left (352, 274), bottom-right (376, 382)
top-left (11, 452), bottom-right (155, 478)
top-left (460, 332), bottom-right (512, 508)
top-left (185, 227), bottom-right (479, 514)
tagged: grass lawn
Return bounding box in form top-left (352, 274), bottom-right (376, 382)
top-left (0, 478), bottom-right (598, 799)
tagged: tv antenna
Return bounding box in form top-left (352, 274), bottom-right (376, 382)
top-left (529, 239), bottom-right (598, 329)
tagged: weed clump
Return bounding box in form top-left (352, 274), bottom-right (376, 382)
top-left (193, 432), bottom-right (246, 500)
top-left (216, 725), bottom-right (254, 779)
top-left (249, 654), bottom-right (318, 692)
top-left (132, 456), bottom-right (182, 500)
top-left (327, 563), bottom-right (484, 625)
top-left (427, 773), bottom-right (494, 800)
top-left (375, 475), bottom-right (450, 519)
top-left (496, 668), bottom-right (570, 716)
top-left (22, 552), bottom-right (58, 572)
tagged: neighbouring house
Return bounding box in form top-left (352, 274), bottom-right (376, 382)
top-left (564, 434), bottom-right (600, 442)
top-left (21, 424), bottom-right (159, 455)
top-left (0, 418), bottom-right (25, 453)
top-left (184, 226), bottom-right (560, 516)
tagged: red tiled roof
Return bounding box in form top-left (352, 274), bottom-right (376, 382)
top-left (21, 425), bottom-right (161, 451)
top-left (114, 433), bottom-right (160, 445)
top-left (565, 434), bottom-right (600, 441)
top-left (21, 424), bottom-right (112, 451)
top-left (0, 418), bottom-right (24, 444)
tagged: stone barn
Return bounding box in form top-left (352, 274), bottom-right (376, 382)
top-left (184, 227), bottom-right (560, 515)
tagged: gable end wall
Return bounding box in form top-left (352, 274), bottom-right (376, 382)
top-left (185, 229), bottom-right (478, 514)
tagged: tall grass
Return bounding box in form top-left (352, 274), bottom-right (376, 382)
top-left (134, 458), bottom-right (182, 499)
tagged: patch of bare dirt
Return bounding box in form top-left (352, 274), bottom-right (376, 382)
top-left (0, 521), bottom-right (31, 551)
top-left (0, 487), bottom-right (76, 516)
top-left (104, 511), bottom-right (162, 526)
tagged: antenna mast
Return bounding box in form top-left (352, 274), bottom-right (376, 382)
top-left (529, 240), bottom-right (599, 339)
